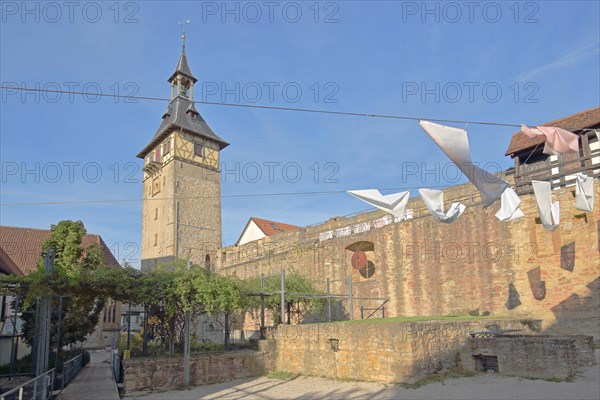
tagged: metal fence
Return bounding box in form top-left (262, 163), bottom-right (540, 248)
top-left (0, 369), bottom-right (54, 400)
top-left (59, 354), bottom-right (82, 391)
top-left (112, 351), bottom-right (121, 383)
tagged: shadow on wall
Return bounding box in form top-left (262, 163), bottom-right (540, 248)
top-left (547, 277), bottom-right (600, 341)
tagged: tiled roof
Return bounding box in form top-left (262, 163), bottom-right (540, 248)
top-left (250, 217), bottom-right (300, 237)
top-left (0, 226), bottom-right (120, 276)
top-left (505, 106), bottom-right (600, 156)
top-left (0, 246), bottom-right (23, 276)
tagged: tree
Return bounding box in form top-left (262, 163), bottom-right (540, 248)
top-left (244, 273), bottom-right (325, 324)
top-left (2, 220), bottom-right (108, 349)
top-left (0, 220), bottom-right (257, 356)
top-left (196, 273), bottom-right (246, 348)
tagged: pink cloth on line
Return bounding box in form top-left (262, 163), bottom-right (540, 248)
top-left (520, 125), bottom-right (579, 155)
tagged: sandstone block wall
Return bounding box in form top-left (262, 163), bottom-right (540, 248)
top-left (123, 349), bottom-right (271, 393)
top-left (217, 179), bottom-right (600, 340)
top-left (273, 319), bottom-right (540, 383)
top-left (471, 334), bottom-right (595, 379)
top-left (272, 320), bottom-right (594, 383)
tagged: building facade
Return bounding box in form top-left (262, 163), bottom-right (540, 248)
top-left (505, 107), bottom-right (600, 194)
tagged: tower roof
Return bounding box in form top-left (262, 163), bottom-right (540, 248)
top-left (168, 35), bottom-right (197, 84)
top-left (138, 34), bottom-right (228, 159)
top-left (137, 95), bottom-right (229, 158)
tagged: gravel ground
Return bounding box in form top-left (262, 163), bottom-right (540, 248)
top-left (126, 351), bottom-right (600, 400)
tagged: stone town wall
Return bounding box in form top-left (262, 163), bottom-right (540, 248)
top-left (217, 178), bottom-right (600, 340)
top-left (123, 348), bottom-right (272, 393)
top-left (471, 334), bottom-right (595, 379)
top-left (122, 320), bottom-right (594, 391)
top-left (271, 319), bottom-right (594, 383)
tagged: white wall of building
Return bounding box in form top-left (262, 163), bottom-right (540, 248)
top-left (237, 221), bottom-right (266, 246)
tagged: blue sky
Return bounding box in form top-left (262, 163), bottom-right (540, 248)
top-left (1, 0), bottom-right (599, 267)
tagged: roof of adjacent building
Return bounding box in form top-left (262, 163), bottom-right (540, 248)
top-left (236, 217), bottom-right (301, 245)
top-left (249, 217), bottom-right (301, 237)
top-left (505, 106), bottom-right (600, 156)
top-left (0, 226), bottom-right (120, 276)
top-left (0, 246), bottom-right (23, 276)
top-left (137, 95), bottom-right (229, 158)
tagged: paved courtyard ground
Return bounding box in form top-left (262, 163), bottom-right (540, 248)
top-left (126, 350), bottom-right (599, 400)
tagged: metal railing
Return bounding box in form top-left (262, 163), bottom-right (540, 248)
top-left (0, 369), bottom-right (54, 400)
top-left (60, 354), bottom-right (83, 391)
top-left (112, 351), bottom-right (121, 383)
top-left (514, 148), bottom-right (600, 195)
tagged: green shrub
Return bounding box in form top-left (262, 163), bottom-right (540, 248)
top-left (81, 350), bottom-right (90, 366)
top-left (191, 341), bottom-right (224, 353)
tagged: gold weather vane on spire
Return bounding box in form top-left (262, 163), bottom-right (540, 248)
top-left (179, 19), bottom-right (190, 50)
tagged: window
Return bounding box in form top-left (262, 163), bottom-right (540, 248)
top-left (154, 233), bottom-right (158, 246)
top-left (103, 301), bottom-right (116, 324)
top-left (154, 208), bottom-right (159, 220)
top-left (155, 147), bottom-right (161, 163)
top-left (163, 140), bottom-right (171, 154)
top-left (194, 142), bottom-right (204, 157)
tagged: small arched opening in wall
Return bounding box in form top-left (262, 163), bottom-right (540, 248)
top-left (205, 254), bottom-right (212, 271)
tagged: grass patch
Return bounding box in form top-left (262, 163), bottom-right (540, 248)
top-left (266, 371), bottom-right (296, 380)
top-left (339, 314), bottom-right (497, 325)
top-left (402, 369), bottom-right (479, 389)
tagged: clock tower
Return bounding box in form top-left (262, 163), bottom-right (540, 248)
top-left (137, 34), bottom-right (229, 271)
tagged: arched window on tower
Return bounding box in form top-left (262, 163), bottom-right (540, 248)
top-left (205, 254), bottom-right (212, 271)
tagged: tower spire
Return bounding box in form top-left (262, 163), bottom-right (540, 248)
top-left (169, 20), bottom-right (197, 100)
top-left (180, 19), bottom-right (189, 53)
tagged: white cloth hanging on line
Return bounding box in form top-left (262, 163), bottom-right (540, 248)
top-left (574, 173), bottom-right (594, 212)
top-left (418, 120), bottom-right (509, 208)
top-left (520, 125), bottom-right (579, 155)
top-left (418, 188), bottom-right (466, 223)
top-left (495, 187), bottom-right (525, 221)
top-left (347, 189), bottom-right (410, 218)
top-left (531, 180), bottom-right (560, 232)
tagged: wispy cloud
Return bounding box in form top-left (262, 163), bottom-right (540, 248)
top-left (516, 42), bottom-right (599, 81)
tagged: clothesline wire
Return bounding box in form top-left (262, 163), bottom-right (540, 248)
top-left (3, 85), bottom-right (598, 131)
top-left (0, 185), bottom-right (458, 207)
